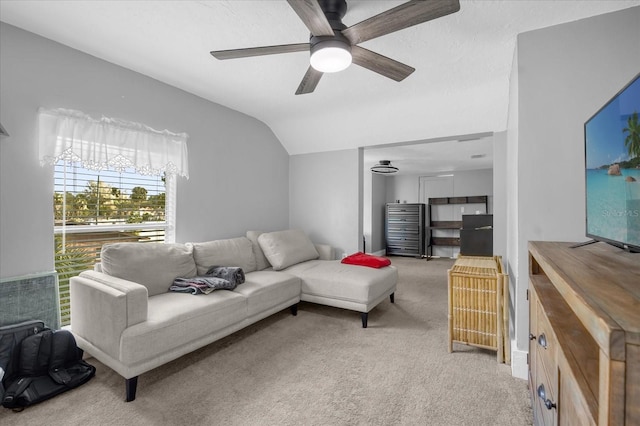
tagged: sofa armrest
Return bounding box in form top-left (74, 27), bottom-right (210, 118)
top-left (314, 244), bottom-right (335, 261)
top-left (70, 270), bottom-right (148, 360)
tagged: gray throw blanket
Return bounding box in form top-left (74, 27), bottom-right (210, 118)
top-left (205, 266), bottom-right (245, 286)
top-left (169, 276), bottom-right (235, 295)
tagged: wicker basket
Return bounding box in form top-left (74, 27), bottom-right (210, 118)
top-left (447, 255), bottom-right (509, 363)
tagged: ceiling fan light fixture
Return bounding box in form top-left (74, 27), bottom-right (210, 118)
top-left (210, 0), bottom-right (461, 94)
top-left (310, 40), bottom-right (352, 73)
top-left (371, 160), bottom-right (399, 175)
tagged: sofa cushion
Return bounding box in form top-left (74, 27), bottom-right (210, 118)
top-left (285, 260), bottom-right (397, 305)
top-left (258, 229), bottom-right (319, 271)
top-left (246, 231), bottom-right (271, 271)
top-left (233, 271), bottom-right (301, 317)
top-left (100, 243), bottom-right (197, 297)
top-left (191, 237), bottom-right (257, 276)
top-left (120, 290), bottom-right (247, 365)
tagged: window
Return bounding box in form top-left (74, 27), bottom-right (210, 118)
top-left (54, 163), bottom-right (176, 325)
top-left (39, 108), bottom-right (188, 326)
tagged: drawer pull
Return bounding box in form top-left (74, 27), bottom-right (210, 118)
top-left (538, 333), bottom-right (548, 349)
top-left (537, 384), bottom-right (557, 410)
top-left (529, 333), bottom-right (536, 341)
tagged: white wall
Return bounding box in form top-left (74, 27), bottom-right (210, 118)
top-left (508, 6), bottom-right (640, 379)
top-left (363, 171), bottom-right (387, 254)
top-left (505, 43), bottom-right (522, 377)
top-left (363, 158), bottom-right (373, 253)
top-left (449, 169), bottom-right (494, 207)
top-left (492, 131), bottom-right (508, 261)
top-left (383, 169), bottom-right (494, 209)
top-left (289, 149), bottom-right (360, 258)
top-left (0, 23), bottom-right (290, 279)
top-left (386, 174), bottom-right (421, 204)
top-left (370, 174), bottom-right (387, 253)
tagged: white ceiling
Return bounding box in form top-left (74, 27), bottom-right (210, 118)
top-left (1, 0), bottom-right (638, 174)
top-left (364, 132), bottom-right (494, 176)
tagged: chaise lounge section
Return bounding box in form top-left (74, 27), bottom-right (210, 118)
top-left (70, 229), bottom-right (397, 401)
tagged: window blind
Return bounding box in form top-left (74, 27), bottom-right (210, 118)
top-left (54, 162), bottom-right (173, 326)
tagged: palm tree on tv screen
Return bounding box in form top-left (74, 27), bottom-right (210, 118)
top-left (623, 111), bottom-right (640, 160)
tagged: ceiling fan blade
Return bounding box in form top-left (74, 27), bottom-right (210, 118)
top-left (211, 43), bottom-right (309, 60)
top-left (286, 0), bottom-right (335, 37)
top-left (295, 66), bottom-right (323, 95)
top-left (351, 46), bottom-right (414, 82)
top-left (342, 0), bottom-right (460, 45)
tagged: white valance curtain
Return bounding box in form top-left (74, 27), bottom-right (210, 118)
top-left (38, 108), bottom-right (189, 178)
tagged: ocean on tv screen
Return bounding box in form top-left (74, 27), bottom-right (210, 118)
top-left (585, 74), bottom-right (640, 248)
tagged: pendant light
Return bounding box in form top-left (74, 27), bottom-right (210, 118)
top-left (371, 160), bottom-right (398, 174)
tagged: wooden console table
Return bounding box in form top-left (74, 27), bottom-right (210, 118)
top-left (528, 241), bottom-right (639, 425)
top-left (447, 255), bottom-right (509, 363)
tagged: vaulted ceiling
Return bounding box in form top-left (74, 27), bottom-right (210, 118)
top-left (1, 0), bottom-right (637, 174)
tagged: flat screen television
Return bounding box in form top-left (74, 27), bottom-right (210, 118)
top-left (584, 72), bottom-right (640, 252)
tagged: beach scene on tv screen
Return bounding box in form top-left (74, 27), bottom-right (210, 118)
top-left (585, 76), bottom-right (640, 246)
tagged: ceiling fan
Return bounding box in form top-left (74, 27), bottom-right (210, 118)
top-left (210, 0), bottom-right (460, 95)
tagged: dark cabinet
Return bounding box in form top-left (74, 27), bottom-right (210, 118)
top-left (460, 214), bottom-right (493, 256)
top-left (385, 203), bottom-right (426, 257)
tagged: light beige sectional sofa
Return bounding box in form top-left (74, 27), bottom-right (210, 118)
top-left (70, 229), bottom-right (397, 401)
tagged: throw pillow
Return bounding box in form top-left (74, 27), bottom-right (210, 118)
top-left (100, 243), bottom-right (197, 297)
top-left (190, 237), bottom-right (257, 276)
top-left (258, 229), bottom-right (319, 271)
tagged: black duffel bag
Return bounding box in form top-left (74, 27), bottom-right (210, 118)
top-left (1, 321), bottom-right (95, 410)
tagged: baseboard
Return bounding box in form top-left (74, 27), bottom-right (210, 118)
top-left (510, 344), bottom-right (528, 380)
top-left (372, 250), bottom-right (386, 256)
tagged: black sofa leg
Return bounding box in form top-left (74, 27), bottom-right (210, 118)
top-left (361, 312), bottom-right (368, 328)
top-left (390, 293), bottom-right (395, 304)
top-left (290, 303), bottom-right (298, 316)
top-left (126, 376), bottom-right (138, 402)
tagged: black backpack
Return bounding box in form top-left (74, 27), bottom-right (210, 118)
top-left (0, 320), bottom-right (95, 410)
top-left (0, 320), bottom-right (46, 400)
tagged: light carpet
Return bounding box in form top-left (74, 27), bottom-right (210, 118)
top-left (0, 256), bottom-right (532, 425)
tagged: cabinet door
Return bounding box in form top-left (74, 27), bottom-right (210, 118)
top-left (557, 356), bottom-right (596, 426)
top-left (534, 363), bottom-right (557, 426)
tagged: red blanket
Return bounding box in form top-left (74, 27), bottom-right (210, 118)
top-left (341, 252), bottom-right (391, 268)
